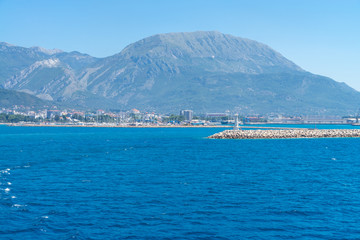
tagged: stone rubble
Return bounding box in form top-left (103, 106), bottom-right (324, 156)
top-left (208, 129), bottom-right (360, 139)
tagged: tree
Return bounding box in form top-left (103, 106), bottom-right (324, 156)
top-left (54, 115), bottom-right (60, 122)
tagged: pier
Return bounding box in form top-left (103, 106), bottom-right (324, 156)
top-left (208, 129), bottom-right (360, 139)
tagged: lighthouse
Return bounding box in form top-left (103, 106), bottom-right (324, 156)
top-left (233, 114), bottom-right (239, 131)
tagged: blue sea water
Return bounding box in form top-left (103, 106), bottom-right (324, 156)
top-left (1, 125), bottom-right (360, 239)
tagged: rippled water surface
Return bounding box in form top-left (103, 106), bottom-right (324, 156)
top-left (1, 125), bottom-right (360, 239)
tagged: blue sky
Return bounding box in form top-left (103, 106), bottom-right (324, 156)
top-left (0, 0), bottom-right (359, 90)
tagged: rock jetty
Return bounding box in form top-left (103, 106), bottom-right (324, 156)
top-left (208, 129), bottom-right (360, 139)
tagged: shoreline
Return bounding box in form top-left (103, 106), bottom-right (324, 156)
top-left (2, 123), bottom-right (230, 128)
top-left (1, 122), bottom-right (358, 129)
top-left (1, 123), bottom-right (305, 129)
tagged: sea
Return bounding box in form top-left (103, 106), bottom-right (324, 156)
top-left (1, 125), bottom-right (360, 239)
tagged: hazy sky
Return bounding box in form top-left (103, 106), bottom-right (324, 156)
top-left (0, 0), bottom-right (359, 90)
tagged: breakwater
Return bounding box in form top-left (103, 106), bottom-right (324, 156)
top-left (208, 129), bottom-right (360, 139)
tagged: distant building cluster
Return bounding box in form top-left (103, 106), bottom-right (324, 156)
top-left (0, 105), bottom-right (359, 126)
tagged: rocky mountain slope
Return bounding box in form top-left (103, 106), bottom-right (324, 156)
top-left (1, 31), bottom-right (359, 114)
top-left (0, 88), bottom-right (51, 108)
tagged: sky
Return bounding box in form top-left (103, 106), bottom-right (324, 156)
top-left (0, 0), bottom-right (359, 90)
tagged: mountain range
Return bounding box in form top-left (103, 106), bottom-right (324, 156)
top-left (1, 31), bottom-right (359, 114)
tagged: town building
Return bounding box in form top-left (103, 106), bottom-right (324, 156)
top-left (181, 110), bottom-right (193, 121)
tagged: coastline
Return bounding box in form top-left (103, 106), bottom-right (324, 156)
top-left (2, 123), bottom-right (230, 128)
top-left (2, 123), bottom-right (309, 129)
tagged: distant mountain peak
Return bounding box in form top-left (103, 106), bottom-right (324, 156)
top-left (0, 42), bottom-right (64, 55)
top-left (0, 42), bottom-right (16, 47)
top-left (30, 46), bottom-right (63, 55)
top-left (118, 31), bottom-right (303, 73)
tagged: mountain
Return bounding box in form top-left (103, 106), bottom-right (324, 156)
top-left (1, 32), bottom-right (360, 114)
top-left (0, 88), bottom-right (51, 108)
top-left (0, 42), bottom-right (98, 102)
